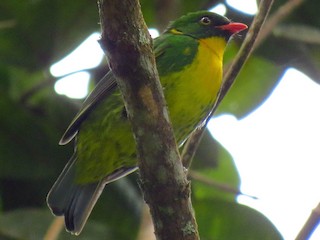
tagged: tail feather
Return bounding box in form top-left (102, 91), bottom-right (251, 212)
top-left (47, 155), bottom-right (105, 234)
top-left (64, 181), bottom-right (104, 234)
top-left (47, 154), bottom-right (77, 216)
top-left (47, 154), bottom-right (137, 235)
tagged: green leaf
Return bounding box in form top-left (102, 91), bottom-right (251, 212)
top-left (0, 179), bottom-right (142, 239)
top-left (0, 0), bottom-right (99, 71)
top-left (192, 129), bottom-right (219, 169)
top-left (0, 94), bottom-right (75, 180)
top-left (255, 36), bottom-right (320, 84)
top-left (0, 208), bottom-right (112, 240)
top-left (194, 199), bottom-right (283, 240)
top-left (192, 129), bottom-right (240, 201)
top-left (218, 53), bottom-right (282, 118)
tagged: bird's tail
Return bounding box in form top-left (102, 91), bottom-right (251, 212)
top-left (46, 154), bottom-right (105, 235)
top-left (47, 154), bottom-right (138, 235)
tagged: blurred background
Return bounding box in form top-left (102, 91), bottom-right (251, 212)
top-left (1, 0), bottom-right (320, 239)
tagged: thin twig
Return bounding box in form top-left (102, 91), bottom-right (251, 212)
top-left (181, 127), bottom-right (205, 169)
top-left (215, 0), bottom-right (274, 109)
top-left (182, 0), bottom-right (275, 168)
top-left (0, 19), bottom-right (16, 29)
top-left (136, 204), bottom-right (156, 240)
top-left (296, 202), bottom-right (320, 240)
top-left (255, 0), bottom-right (305, 48)
top-left (43, 217), bottom-right (64, 240)
top-left (188, 170), bottom-right (257, 199)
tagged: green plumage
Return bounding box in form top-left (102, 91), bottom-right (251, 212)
top-left (155, 34), bottom-right (198, 75)
top-left (47, 11), bottom-right (247, 235)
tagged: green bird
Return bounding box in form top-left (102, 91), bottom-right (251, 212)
top-left (47, 11), bottom-right (247, 235)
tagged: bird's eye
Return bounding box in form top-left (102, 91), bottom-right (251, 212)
top-left (200, 17), bottom-right (211, 25)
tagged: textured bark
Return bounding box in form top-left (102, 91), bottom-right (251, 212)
top-left (97, 1), bottom-right (199, 239)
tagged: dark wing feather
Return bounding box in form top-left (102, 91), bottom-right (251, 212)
top-left (59, 71), bottom-right (117, 145)
top-left (47, 153), bottom-right (137, 235)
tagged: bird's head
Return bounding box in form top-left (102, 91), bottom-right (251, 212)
top-left (166, 11), bottom-right (247, 41)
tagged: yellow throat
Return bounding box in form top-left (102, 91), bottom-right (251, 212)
top-left (164, 36), bottom-right (227, 142)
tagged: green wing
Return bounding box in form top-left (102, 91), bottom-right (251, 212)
top-left (59, 35), bottom-right (170, 145)
top-left (153, 33), bottom-right (197, 76)
top-left (59, 71), bottom-right (117, 145)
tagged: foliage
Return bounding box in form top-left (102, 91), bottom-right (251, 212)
top-left (1, 0), bottom-right (319, 239)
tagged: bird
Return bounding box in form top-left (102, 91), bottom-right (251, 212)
top-left (47, 10), bottom-right (247, 235)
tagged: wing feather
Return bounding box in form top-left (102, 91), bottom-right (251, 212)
top-left (59, 71), bottom-right (117, 145)
top-left (59, 35), bottom-right (168, 145)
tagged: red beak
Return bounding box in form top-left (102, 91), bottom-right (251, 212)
top-left (216, 22), bottom-right (248, 34)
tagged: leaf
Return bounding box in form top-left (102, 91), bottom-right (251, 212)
top-left (192, 129), bottom-right (219, 169)
top-left (0, 208), bottom-right (112, 240)
top-left (194, 199), bottom-right (283, 240)
top-left (0, 0), bottom-right (99, 71)
top-left (192, 129), bottom-right (240, 201)
top-left (0, 94), bottom-right (75, 180)
top-left (0, 176), bottom-right (142, 239)
top-left (272, 0), bottom-right (320, 28)
top-left (253, 0), bottom-right (320, 84)
top-left (218, 48), bottom-right (282, 118)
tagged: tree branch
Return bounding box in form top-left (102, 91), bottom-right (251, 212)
top-left (137, 204), bottom-right (156, 240)
top-left (182, 0), bottom-right (275, 169)
top-left (43, 217), bottom-right (64, 240)
top-left (188, 170), bottom-right (257, 199)
top-left (296, 202), bottom-right (320, 240)
top-left (255, 0), bottom-right (304, 48)
top-left (97, 1), bottom-right (199, 239)
top-left (216, 0), bottom-right (274, 110)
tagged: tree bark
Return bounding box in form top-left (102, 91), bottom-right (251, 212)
top-left (97, 1), bottom-right (199, 239)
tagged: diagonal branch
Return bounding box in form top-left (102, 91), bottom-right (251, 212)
top-left (182, 0), bottom-right (275, 169)
top-left (255, 0), bottom-right (305, 48)
top-left (296, 202), bottom-right (320, 240)
top-left (214, 0), bottom-right (275, 115)
top-left (188, 170), bottom-right (257, 199)
top-left (97, 1), bottom-right (199, 239)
